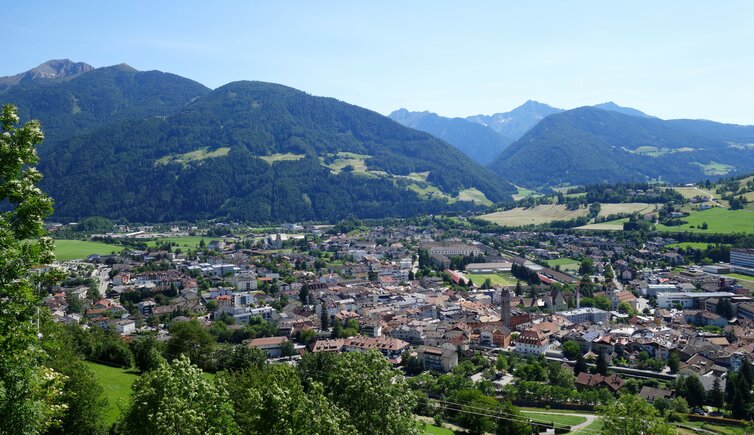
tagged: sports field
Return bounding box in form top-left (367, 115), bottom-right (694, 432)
top-left (467, 272), bottom-right (518, 287)
top-left (54, 240), bottom-right (125, 261)
top-left (656, 208), bottom-right (754, 234)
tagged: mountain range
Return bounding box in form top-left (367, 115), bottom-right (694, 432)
top-left (489, 106), bottom-right (754, 187)
top-left (1, 60), bottom-right (514, 222)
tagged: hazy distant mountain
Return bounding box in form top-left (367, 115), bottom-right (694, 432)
top-left (489, 106), bottom-right (754, 187)
top-left (466, 100), bottom-right (563, 140)
top-left (388, 109), bottom-right (513, 165)
top-left (1, 62), bottom-right (514, 222)
top-left (0, 59), bottom-right (94, 92)
top-left (593, 101), bottom-right (653, 118)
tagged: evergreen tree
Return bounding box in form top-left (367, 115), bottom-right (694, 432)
top-left (710, 377), bottom-right (724, 410)
top-left (574, 353), bottom-right (588, 375)
top-left (595, 351), bottom-right (609, 376)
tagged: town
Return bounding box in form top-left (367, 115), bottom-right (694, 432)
top-left (44, 216), bottom-right (754, 434)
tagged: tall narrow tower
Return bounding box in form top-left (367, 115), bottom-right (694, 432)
top-left (501, 288), bottom-right (511, 329)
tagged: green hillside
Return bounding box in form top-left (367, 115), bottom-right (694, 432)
top-left (489, 107), bottom-right (754, 187)
top-left (26, 79), bottom-right (514, 222)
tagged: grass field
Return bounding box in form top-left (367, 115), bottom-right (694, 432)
top-left (155, 147), bottom-right (230, 166)
top-left (456, 188), bottom-right (493, 206)
top-left (522, 412), bottom-right (587, 427)
top-left (321, 152), bottom-right (373, 176)
top-left (512, 186), bottom-right (541, 201)
top-left (572, 418), bottom-right (602, 434)
top-left (84, 361), bottom-right (138, 426)
top-left (656, 207), bottom-right (754, 234)
top-left (466, 272), bottom-right (518, 287)
top-left (544, 258), bottom-right (580, 270)
top-left (723, 273), bottom-right (754, 282)
top-left (145, 236), bottom-right (214, 248)
top-left (666, 242), bottom-right (729, 249)
top-left (259, 153), bottom-right (306, 164)
top-left (54, 240), bottom-right (125, 261)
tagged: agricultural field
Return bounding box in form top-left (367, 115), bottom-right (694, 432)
top-left (480, 204), bottom-right (588, 226)
top-left (480, 203), bottom-right (653, 228)
top-left (466, 272), bottom-right (518, 287)
top-left (656, 208), bottom-right (754, 234)
top-left (259, 152), bottom-right (306, 164)
top-left (54, 239), bottom-right (125, 261)
top-left (83, 361), bottom-right (138, 425)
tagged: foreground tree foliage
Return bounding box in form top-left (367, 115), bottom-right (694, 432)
top-left (0, 104), bottom-right (62, 433)
top-left (598, 394), bottom-right (674, 435)
top-left (118, 355), bottom-right (237, 434)
top-left (222, 364), bottom-right (355, 434)
top-left (299, 350), bottom-right (420, 434)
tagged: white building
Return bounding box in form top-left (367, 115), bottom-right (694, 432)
top-left (656, 291), bottom-right (736, 309)
top-left (233, 271), bottom-right (258, 291)
top-left (556, 307), bottom-right (609, 324)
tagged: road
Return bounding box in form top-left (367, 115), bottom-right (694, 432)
top-left (609, 264), bottom-right (623, 291)
top-left (92, 266), bottom-right (111, 297)
top-left (692, 187), bottom-right (723, 207)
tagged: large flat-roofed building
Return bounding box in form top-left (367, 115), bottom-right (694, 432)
top-left (422, 241), bottom-right (483, 257)
top-left (731, 249), bottom-right (754, 268)
top-left (656, 291), bottom-right (736, 309)
top-left (556, 307), bottom-right (609, 324)
top-left (731, 249), bottom-right (754, 276)
top-left (465, 262), bottom-right (512, 274)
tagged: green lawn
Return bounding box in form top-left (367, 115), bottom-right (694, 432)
top-left (680, 420), bottom-right (747, 435)
top-left (656, 208), bottom-right (754, 234)
top-left (54, 239), bottom-right (125, 261)
top-left (572, 418), bottom-right (602, 434)
top-left (522, 412), bottom-right (586, 427)
top-left (421, 423), bottom-right (455, 435)
top-left (467, 272), bottom-right (518, 287)
top-left (84, 361), bottom-right (138, 426)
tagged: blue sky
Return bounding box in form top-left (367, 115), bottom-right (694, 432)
top-left (5, 1), bottom-right (754, 123)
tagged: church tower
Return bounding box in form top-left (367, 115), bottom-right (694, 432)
top-left (501, 288), bottom-right (511, 329)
